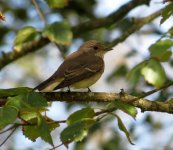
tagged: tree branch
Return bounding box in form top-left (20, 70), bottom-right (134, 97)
top-left (0, 37), bottom-right (49, 70)
top-left (0, 90), bottom-right (172, 114)
top-left (42, 92), bottom-right (173, 113)
top-left (108, 9), bottom-right (162, 48)
top-left (72, 0), bottom-right (151, 36)
top-left (0, 0), bottom-right (151, 70)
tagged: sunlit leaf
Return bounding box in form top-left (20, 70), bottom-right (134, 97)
top-left (61, 119), bottom-right (95, 143)
top-left (44, 0), bottom-right (68, 8)
top-left (149, 39), bottom-right (173, 62)
top-left (141, 59), bottom-right (166, 88)
top-left (0, 106), bottom-right (18, 130)
top-left (20, 111), bottom-right (38, 121)
top-left (14, 26), bottom-right (38, 51)
top-left (67, 107), bottom-right (95, 125)
top-left (43, 21), bottom-right (72, 45)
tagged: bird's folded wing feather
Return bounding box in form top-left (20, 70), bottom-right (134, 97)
top-left (55, 57), bottom-right (104, 89)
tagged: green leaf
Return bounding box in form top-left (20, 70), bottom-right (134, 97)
top-left (43, 21), bottom-right (72, 45)
top-left (6, 92), bottom-right (48, 113)
top-left (149, 39), bottom-right (173, 62)
top-left (0, 87), bottom-right (32, 97)
top-left (61, 119), bottom-right (95, 143)
top-left (127, 61), bottom-right (147, 86)
top-left (44, 0), bottom-right (68, 8)
top-left (23, 116), bottom-right (58, 146)
top-left (141, 59), bottom-right (166, 88)
top-left (22, 117), bottom-right (40, 141)
top-left (113, 114), bottom-right (134, 145)
top-left (160, 3), bottom-right (173, 24)
top-left (20, 111), bottom-right (38, 121)
top-left (24, 92), bottom-right (48, 108)
top-left (110, 101), bottom-right (137, 119)
top-left (14, 26), bottom-right (38, 51)
top-left (0, 106), bottom-right (18, 130)
top-left (38, 116), bottom-right (54, 146)
top-left (6, 94), bottom-right (33, 111)
top-left (67, 107), bottom-right (95, 125)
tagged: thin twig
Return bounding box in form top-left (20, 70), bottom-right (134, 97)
top-left (32, 0), bottom-right (46, 24)
top-left (0, 125), bottom-right (16, 134)
top-left (108, 9), bottom-right (162, 48)
top-left (128, 82), bottom-right (173, 103)
top-left (49, 143), bottom-right (64, 150)
top-left (0, 126), bottom-right (17, 147)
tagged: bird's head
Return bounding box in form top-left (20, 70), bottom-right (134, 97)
top-left (79, 40), bottom-right (112, 57)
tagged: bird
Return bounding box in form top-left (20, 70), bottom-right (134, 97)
top-left (34, 40), bottom-right (112, 92)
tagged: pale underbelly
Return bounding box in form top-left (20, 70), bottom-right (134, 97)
top-left (70, 70), bottom-right (104, 88)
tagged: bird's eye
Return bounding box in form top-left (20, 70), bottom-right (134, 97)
top-left (93, 46), bottom-right (98, 50)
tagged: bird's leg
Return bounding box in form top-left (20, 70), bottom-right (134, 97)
top-left (87, 87), bottom-right (91, 92)
top-left (67, 86), bottom-right (71, 92)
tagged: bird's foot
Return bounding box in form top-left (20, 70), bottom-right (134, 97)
top-left (87, 87), bottom-right (91, 92)
top-left (67, 86), bottom-right (71, 92)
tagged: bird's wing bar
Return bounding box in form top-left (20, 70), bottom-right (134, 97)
top-left (55, 57), bottom-right (104, 89)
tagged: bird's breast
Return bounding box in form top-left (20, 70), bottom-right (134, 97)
top-left (70, 68), bottom-right (104, 88)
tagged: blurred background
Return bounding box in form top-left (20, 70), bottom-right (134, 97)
top-left (0, 0), bottom-right (173, 150)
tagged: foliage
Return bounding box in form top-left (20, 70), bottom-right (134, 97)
top-left (0, 0), bottom-right (173, 150)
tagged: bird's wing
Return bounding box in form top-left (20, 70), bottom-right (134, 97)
top-left (55, 56), bottom-right (104, 89)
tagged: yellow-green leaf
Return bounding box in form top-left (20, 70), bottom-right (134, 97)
top-left (141, 59), bottom-right (166, 88)
top-left (67, 107), bottom-right (95, 125)
top-left (14, 26), bottom-right (38, 51)
top-left (44, 0), bottom-right (68, 8)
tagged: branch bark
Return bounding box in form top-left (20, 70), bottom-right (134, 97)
top-left (0, 91), bottom-right (173, 113)
top-left (40, 92), bottom-right (173, 114)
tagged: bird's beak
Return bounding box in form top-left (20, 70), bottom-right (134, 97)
top-left (105, 46), bottom-right (113, 51)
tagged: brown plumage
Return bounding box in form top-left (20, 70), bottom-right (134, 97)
top-left (34, 40), bottom-right (111, 92)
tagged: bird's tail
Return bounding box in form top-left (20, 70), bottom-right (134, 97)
top-left (33, 78), bottom-right (62, 92)
top-left (33, 78), bottom-right (53, 92)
